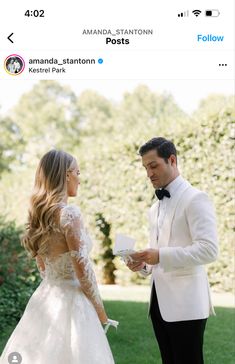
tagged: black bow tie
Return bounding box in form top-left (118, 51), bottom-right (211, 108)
top-left (155, 188), bottom-right (171, 200)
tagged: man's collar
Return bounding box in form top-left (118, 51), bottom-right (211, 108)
top-left (165, 175), bottom-right (184, 196)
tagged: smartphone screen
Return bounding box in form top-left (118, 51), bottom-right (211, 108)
top-left (0, 1), bottom-right (234, 363)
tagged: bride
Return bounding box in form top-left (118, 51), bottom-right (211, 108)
top-left (0, 150), bottom-right (116, 364)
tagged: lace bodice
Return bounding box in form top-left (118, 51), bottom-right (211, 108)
top-left (42, 205), bottom-right (92, 281)
top-left (40, 204), bottom-right (104, 315)
top-left (43, 251), bottom-right (80, 281)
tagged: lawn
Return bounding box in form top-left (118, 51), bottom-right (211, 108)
top-left (1, 301), bottom-right (234, 364)
top-left (0, 286), bottom-right (235, 364)
top-left (106, 301), bottom-right (235, 364)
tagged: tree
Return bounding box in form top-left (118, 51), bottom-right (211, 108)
top-left (0, 113), bottom-right (24, 177)
top-left (95, 213), bottom-right (116, 284)
top-left (177, 96), bottom-right (234, 291)
top-left (12, 80), bottom-right (80, 163)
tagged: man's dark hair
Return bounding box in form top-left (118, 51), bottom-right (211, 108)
top-left (139, 137), bottom-right (177, 163)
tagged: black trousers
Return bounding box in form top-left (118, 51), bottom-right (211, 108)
top-left (150, 283), bottom-right (207, 364)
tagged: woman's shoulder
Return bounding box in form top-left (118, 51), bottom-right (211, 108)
top-left (59, 204), bottom-right (81, 227)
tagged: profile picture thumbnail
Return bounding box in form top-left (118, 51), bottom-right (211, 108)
top-left (4, 54), bottom-right (25, 75)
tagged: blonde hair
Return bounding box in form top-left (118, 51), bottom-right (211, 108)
top-left (21, 150), bottom-right (75, 258)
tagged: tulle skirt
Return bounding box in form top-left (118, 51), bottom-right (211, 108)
top-left (0, 278), bottom-right (115, 364)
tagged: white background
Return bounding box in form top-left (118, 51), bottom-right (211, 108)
top-left (0, 0), bottom-right (234, 112)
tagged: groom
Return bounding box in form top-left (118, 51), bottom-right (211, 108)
top-left (127, 137), bottom-right (218, 364)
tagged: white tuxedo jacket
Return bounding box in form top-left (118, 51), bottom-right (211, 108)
top-left (143, 177), bottom-right (218, 322)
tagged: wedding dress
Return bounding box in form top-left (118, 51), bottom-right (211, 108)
top-left (0, 204), bottom-right (115, 364)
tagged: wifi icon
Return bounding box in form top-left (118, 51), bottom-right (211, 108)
top-left (192, 9), bottom-right (202, 17)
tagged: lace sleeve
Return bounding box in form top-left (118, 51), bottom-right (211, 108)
top-left (60, 205), bottom-right (104, 315)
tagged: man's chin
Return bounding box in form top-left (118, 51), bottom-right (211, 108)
top-left (152, 181), bottom-right (160, 189)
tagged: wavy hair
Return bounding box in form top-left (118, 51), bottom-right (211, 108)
top-left (21, 150), bottom-right (75, 258)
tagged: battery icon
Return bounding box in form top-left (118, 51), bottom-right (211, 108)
top-left (205, 9), bottom-right (220, 17)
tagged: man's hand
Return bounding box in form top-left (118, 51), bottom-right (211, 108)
top-left (126, 260), bottom-right (146, 272)
top-left (130, 249), bottom-right (159, 265)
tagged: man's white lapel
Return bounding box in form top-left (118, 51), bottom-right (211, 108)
top-left (149, 201), bottom-right (159, 248)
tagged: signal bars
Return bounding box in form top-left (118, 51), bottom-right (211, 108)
top-left (178, 10), bottom-right (189, 17)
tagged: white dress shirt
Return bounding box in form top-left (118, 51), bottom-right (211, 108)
top-left (156, 175), bottom-right (184, 243)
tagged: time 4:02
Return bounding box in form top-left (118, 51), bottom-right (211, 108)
top-left (25, 10), bottom-right (45, 17)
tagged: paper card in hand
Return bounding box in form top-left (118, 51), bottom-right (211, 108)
top-left (113, 233), bottom-right (136, 257)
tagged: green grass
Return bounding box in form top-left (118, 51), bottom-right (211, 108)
top-left (1, 302), bottom-right (234, 364)
top-left (105, 302), bottom-right (235, 364)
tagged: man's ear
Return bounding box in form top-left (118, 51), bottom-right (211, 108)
top-left (170, 155), bottom-right (176, 165)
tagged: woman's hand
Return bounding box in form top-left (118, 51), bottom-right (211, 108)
top-left (103, 318), bottom-right (119, 333)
